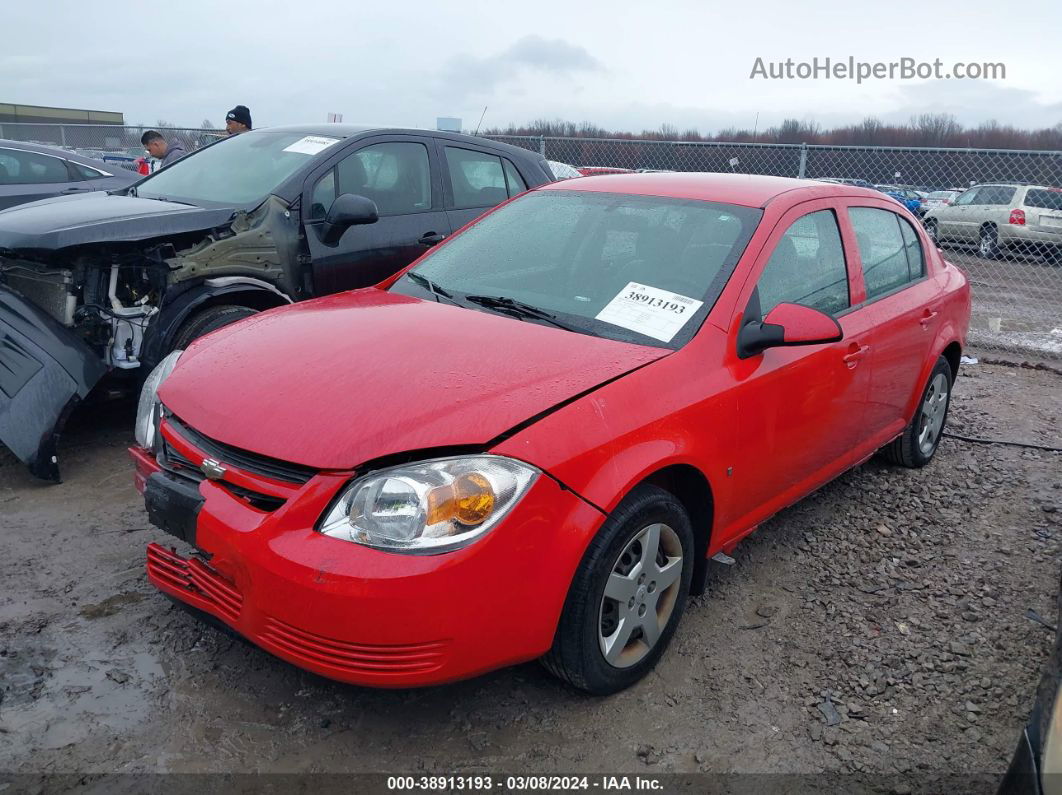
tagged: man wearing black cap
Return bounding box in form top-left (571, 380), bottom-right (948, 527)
top-left (225, 105), bottom-right (252, 135)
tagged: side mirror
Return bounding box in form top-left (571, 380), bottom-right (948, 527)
top-left (319, 193), bottom-right (379, 245)
top-left (737, 302), bottom-right (843, 359)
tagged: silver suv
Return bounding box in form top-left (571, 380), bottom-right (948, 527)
top-left (923, 183), bottom-right (1062, 260)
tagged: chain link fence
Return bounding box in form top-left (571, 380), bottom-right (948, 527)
top-left (490, 134), bottom-right (1062, 360)
top-left (1, 123), bottom-right (1057, 359)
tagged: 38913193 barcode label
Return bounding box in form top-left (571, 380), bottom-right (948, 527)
top-left (595, 281), bottom-right (704, 342)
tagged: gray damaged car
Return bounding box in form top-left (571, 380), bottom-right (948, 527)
top-left (0, 124), bottom-right (553, 480)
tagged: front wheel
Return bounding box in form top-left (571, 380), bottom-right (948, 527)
top-left (171, 304), bottom-right (259, 350)
top-left (541, 485), bottom-right (694, 694)
top-left (882, 356), bottom-right (953, 468)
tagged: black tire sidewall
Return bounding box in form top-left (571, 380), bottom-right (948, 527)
top-left (172, 305), bottom-right (258, 351)
top-left (565, 486), bottom-right (694, 694)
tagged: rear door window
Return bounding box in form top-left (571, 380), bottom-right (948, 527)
top-left (849, 207), bottom-right (924, 301)
top-left (444, 147), bottom-right (512, 209)
top-left (756, 210), bottom-right (849, 317)
top-left (69, 162), bottom-right (108, 180)
top-left (977, 185), bottom-right (1016, 205)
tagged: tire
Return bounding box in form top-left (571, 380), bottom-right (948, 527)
top-left (541, 484), bottom-right (694, 695)
top-left (171, 304), bottom-right (258, 350)
top-left (882, 356), bottom-right (953, 468)
top-left (924, 219), bottom-right (939, 245)
top-left (978, 225), bottom-right (1000, 259)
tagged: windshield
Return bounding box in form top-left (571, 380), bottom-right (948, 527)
top-left (134, 130), bottom-right (342, 206)
top-left (929, 191), bottom-right (957, 199)
top-left (391, 190), bottom-right (762, 348)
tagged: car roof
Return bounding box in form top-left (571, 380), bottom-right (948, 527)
top-left (0, 137), bottom-right (129, 172)
top-left (249, 124), bottom-right (543, 159)
top-left (537, 171), bottom-right (884, 208)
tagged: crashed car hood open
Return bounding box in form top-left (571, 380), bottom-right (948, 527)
top-left (0, 192), bottom-right (236, 252)
top-left (159, 289), bottom-right (667, 470)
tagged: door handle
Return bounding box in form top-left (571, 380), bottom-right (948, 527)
top-left (919, 308), bottom-right (939, 328)
top-left (843, 344), bottom-right (870, 369)
top-left (61, 187), bottom-right (89, 194)
top-left (418, 232), bottom-right (446, 246)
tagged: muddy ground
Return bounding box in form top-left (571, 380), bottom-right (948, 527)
top-left (0, 360), bottom-right (1059, 794)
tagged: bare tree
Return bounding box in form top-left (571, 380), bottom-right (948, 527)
top-left (910, 113), bottom-right (961, 146)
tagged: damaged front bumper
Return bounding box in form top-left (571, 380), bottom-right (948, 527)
top-left (0, 285), bottom-right (107, 481)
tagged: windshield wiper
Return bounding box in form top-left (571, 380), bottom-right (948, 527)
top-left (405, 272), bottom-right (456, 303)
top-left (463, 295), bottom-right (576, 332)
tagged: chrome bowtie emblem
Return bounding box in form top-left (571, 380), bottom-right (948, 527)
top-left (200, 458), bottom-right (226, 480)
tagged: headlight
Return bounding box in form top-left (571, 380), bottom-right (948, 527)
top-left (319, 456), bottom-right (539, 554)
top-left (134, 350), bottom-right (183, 451)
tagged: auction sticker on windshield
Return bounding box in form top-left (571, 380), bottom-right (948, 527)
top-left (595, 282), bottom-right (703, 342)
top-left (283, 136), bottom-right (340, 155)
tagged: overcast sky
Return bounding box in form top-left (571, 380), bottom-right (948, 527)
top-left (3, 0), bottom-right (1060, 133)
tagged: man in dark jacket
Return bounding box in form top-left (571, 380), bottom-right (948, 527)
top-left (225, 105), bottom-right (252, 135)
top-left (140, 130), bottom-right (186, 169)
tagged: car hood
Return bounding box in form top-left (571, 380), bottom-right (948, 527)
top-left (0, 192), bottom-right (237, 252)
top-left (159, 289), bottom-right (668, 470)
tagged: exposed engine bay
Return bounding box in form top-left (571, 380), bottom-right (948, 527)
top-left (3, 256), bottom-right (161, 370)
top-left (0, 196), bottom-right (300, 374)
top-left (0, 195), bottom-right (301, 481)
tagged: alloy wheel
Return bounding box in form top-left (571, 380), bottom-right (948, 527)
top-left (598, 523), bottom-right (684, 668)
top-left (917, 372), bottom-right (950, 456)
top-left (979, 229), bottom-right (997, 258)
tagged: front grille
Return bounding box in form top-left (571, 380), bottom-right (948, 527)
top-left (159, 438), bottom-right (201, 480)
top-left (166, 416), bottom-right (318, 485)
top-left (158, 437), bottom-right (288, 512)
top-left (260, 617), bottom-right (449, 676)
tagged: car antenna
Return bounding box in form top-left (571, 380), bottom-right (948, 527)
top-left (474, 106), bottom-right (488, 136)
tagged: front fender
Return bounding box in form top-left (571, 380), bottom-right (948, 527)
top-left (140, 280), bottom-right (293, 371)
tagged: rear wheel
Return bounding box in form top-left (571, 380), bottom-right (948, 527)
top-left (979, 225), bottom-right (1000, 259)
top-left (882, 356), bottom-right (953, 468)
top-left (542, 485), bottom-right (694, 694)
top-left (924, 218), bottom-right (939, 245)
top-left (172, 304), bottom-right (258, 350)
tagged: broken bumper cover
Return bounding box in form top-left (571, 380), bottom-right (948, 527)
top-left (0, 285), bottom-right (107, 481)
top-left (134, 440), bottom-right (603, 687)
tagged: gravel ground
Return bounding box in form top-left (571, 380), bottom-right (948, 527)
top-left (947, 246), bottom-right (1062, 357)
top-left (0, 360), bottom-right (1059, 794)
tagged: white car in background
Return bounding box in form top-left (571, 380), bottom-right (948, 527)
top-left (547, 160), bottom-right (582, 180)
top-left (924, 183), bottom-right (1062, 259)
top-left (923, 190), bottom-right (962, 212)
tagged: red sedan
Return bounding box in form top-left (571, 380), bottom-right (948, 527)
top-left (131, 173), bottom-right (970, 694)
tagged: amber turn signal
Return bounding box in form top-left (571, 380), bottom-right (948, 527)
top-left (426, 472), bottom-right (496, 527)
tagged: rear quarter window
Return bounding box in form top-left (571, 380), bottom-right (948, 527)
top-left (1025, 189), bottom-right (1062, 211)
